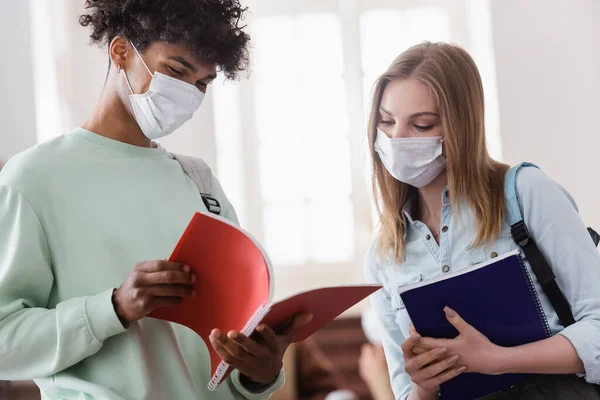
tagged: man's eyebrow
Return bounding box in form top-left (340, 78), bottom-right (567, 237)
top-left (200, 73), bottom-right (217, 82)
top-left (168, 56), bottom-right (197, 73)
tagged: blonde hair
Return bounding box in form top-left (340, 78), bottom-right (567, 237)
top-left (369, 42), bottom-right (508, 264)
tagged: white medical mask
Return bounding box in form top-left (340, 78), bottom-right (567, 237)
top-left (122, 43), bottom-right (205, 140)
top-left (374, 128), bottom-right (446, 188)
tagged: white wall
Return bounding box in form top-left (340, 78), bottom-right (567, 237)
top-left (0, 0), bottom-right (37, 163)
top-left (491, 0), bottom-right (600, 228)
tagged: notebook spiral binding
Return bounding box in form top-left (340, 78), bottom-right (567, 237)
top-left (518, 254), bottom-right (552, 338)
top-left (208, 303), bottom-right (271, 391)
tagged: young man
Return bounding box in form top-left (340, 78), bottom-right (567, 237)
top-left (0, 1), bottom-right (309, 399)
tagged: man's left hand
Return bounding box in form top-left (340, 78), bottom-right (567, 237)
top-left (209, 312), bottom-right (313, 384)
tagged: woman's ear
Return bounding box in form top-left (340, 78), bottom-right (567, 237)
top-left (109, 36), bottom-right (131, 71)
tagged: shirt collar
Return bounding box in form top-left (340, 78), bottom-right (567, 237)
top-left (402, 186), bottom-right (451, 225)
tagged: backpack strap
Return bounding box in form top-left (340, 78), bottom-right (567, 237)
top-left (172, 153), bottom-right (222, 215)
top-left (505, 162), bottom-right (576, 327)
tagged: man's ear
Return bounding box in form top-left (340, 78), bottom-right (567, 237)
top-left (109, 36), bottom-right (131, 71)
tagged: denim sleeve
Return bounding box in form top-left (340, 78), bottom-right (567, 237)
top-left (365, 247), bottom-right (413, 399)
top-left (517, 167), bottom-right (600, 383)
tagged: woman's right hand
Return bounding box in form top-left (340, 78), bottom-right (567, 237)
top-left (402, 334), bottom-right (466, 399)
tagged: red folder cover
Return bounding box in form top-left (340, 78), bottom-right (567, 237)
top-left (149, 212), bottom-right (381, 390)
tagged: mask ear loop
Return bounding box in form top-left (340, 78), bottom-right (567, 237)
top-left (129, 41), bottom-right (154, 77)
top-left (122, 42), bottom-right (154, 95)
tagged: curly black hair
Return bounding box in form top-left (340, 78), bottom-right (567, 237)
top-left (79, 0), bottom-right (250, 79)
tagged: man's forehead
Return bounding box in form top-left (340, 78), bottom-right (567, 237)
top-left (149, 42), bottom-right (217, 74)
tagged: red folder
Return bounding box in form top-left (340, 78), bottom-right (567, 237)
top-left (149, 212), bottom-right (381, 390)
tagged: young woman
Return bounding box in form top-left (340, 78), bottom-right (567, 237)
top-left (0, 1), bottom-right (309, 399)
top-left (364, 42), bottom-right (600, 399)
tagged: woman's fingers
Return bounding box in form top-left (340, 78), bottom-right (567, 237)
top-left (427, 364), bottom-right (467, 388)
top-left (401, 334), bottom-right (422, 360)
top-left (413, 355), bottom-right (460, 382)
top-left (405, 347), bottom-right (447, 373)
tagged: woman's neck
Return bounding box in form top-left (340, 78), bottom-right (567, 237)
top-left (417, 170), bottom-right (448, 223)
top-left (81, 77), bottom-right (153, 148)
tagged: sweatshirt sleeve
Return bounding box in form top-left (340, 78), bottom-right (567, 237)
top-left (0, 185), bottom-right (127, 380)
top-left (229, 369), bottom-right (285, 399)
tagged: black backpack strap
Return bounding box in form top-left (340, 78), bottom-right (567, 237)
top-left (510, 221), bottom-right (576, 327)
top-left (505, 163), bottom-right (576, 327)
top-left (588, 227), bottom-right (600, 247)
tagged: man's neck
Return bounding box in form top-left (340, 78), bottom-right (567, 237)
top-left (417, 170), bottom-right (448, 223)
top-left (82, 81), bottom-right (153, 148)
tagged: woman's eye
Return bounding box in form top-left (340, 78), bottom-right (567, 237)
top-left (379, 120), bottom-right (394, 126)
top-left (167, 66), bottom-right (183, 76)
top-left (415, 125), bottom-right (434, 132)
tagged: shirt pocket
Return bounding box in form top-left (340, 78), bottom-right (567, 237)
top-left (391, 274), bottom-right (423, 328)
top-left (467, 233), bottom-right (518, 265)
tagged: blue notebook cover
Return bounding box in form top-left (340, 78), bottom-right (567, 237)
top-left (399, 250), bottom-right (551, 400)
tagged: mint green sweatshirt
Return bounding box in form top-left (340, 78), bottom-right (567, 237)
top-left (0, 128), bottom-right (284, 399)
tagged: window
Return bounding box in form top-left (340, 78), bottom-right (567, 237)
top-left (251, 14), bottom-right (355, 265)
top-left (213, 0), bottom-right (500, 278)
top-left (359, 8), bottom-right (451, 107)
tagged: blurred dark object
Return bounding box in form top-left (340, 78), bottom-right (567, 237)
top-left (0, 381), bottom-right (41, 399)
top-left (588, 227), bottom-right (600, 247)
top-left (295, 337), bottom-right (349, 400)
top-left (303, 317), bottom-right (371, 400)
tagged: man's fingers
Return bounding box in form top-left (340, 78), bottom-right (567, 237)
top-left (151, 296), bottom-right (183, 309)
top-left (255, 324), bottom-right (279, 353)
top-left (141, 270), bottom-right (195, 286)
top-left (147, 284), bottom-right (195, 298)
top-left (228, 331), bottom-right (265, 356)
top-left (210, 330), bottom-right (251, 362)
top-left (209, 333), bottom-right (243, 368)
top-left (136, 260), bottom-right (189, 273)
top-left (281, 313), bottom-right (313, 342)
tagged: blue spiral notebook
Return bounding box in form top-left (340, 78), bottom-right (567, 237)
top-left (398, 250), bottom-right (551, 400)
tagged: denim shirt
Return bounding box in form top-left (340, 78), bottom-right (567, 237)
top-left (365, 167), bottom-right (600, 399)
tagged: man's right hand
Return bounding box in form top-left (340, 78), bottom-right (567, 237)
top-left (113, 260), bottom-right (196, 324)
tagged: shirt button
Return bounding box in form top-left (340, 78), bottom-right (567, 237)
top-left (441, 226), bottom-right (449, 233)
top-left (491, 252), bottom-right (498, 258)
top-left (442, 265), bottom-right (450, 273)
top-left (426, 234), bottom-right (431, 241)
